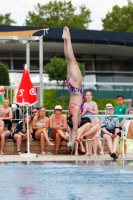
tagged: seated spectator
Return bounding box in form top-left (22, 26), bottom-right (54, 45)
top-left (49, 105), bottom-right (68, 155)
top-left (101, 103), bottom-right (121, 160)
top-left (0, 97), bottom-right (12, 130)
top-left (79, 91), bottom-right (103, 155)
top-left (0, 119), bottom-right (6, 156)
top-left (12, 113), bottom-right (32, 155)
top-left (32, 107), bottom-right (55, 155)
top-left (120, 107), bottom-right (133, 156)
top-left (74, 117), bottom-right (100, 156)
top-left (31, 107), bottom-right (39, 119)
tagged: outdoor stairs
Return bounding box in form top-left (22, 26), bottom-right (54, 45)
top-left (3, 122), bottom-right (109, 155)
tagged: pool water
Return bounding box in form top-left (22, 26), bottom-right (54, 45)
top-left (0, 160), bottom-right (133, 200)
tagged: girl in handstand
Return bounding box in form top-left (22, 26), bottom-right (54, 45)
top-left (62, 26), bottom-right (84, 148)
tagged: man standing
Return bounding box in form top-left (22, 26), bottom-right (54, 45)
top-left (0, 97), bottom-right (12, 130)
top-left (114, 94), bottom-right (127, 122)
top-left (0, 119), bottom-right (5, 156)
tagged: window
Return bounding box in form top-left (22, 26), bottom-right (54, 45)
top-left (95, 61), bottom-right (111, 71)
top-left (96, 74), bottom-right (113, 90)
top-left (112, 61), bottom-right (133, 71)
top-left (13, 60), bottom-right (26, 70)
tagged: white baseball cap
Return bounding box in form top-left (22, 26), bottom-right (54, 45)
top-left (54, 105), bottom-right (62, 110)
top-left (105, 103), bottom-right (113, 109)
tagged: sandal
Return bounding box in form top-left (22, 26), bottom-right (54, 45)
top-left (46, 152), bottom-right (52, 155)
top-left (100, 151), bottom-right (104, 155)
top-left (17, 151), bottom-right (21, 155)
top-left (41, 152), bottom-right (46, 155)
top-left (76, 137), bottom-right (83, 143)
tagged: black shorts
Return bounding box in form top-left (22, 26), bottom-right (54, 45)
top-left (32, 130), bottom-right (39, 140)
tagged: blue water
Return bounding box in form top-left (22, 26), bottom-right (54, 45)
top-left (0, 160), bottom-right (133, 200)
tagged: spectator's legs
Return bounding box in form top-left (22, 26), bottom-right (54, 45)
top-left (22, 134), bottom-right (32, 151)
top-left (112, 136), bottom-right (120, 154)
top-left (42, 128), bottom-right (55, 146)
top-left (0, 133), bottom-right (5, 154)
top-left (14, 134), bottom-right (22, 152)
top-left (81, 125), bottom-right (98, 139)
top-left (3, 120), bottom-right (12, 130)
top-left (84, 140), bottom-right (92, 156)
top-left (103, 135), bottom-right (113, 154)
top-left (55, 132), bottom-right (61, 154)
top-left (57, 129), bottom-right (68, 141)
top-left (76, 123), bottom-right (92, 139)
top-left (40, 132), bottom-right (45, 153)
top-left (74, 142), bottom-right (79, 155)
top-left (80, 141), bottom-right (85, 152)
top-left (127, 121), bottom-right (133, 139)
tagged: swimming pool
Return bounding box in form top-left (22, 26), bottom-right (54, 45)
top-left (0, 160), bottom-right (133, 200)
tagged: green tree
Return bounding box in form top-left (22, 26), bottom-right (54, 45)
top-left (25, 0), bottom-right (91, 29)
top-left (102, 0), bottom-right (133, 32)
top-left (44, 56), bottom-right (85, 89)
top-left (0, 63), bottom-right (10, 85)
top-left (0, 13), bottom-right (16, 25)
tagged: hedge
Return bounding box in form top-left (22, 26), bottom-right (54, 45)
top-left (43, 89), bottom-right (128, 110)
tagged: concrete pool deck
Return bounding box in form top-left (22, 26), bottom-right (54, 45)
top-left (0, 149), bottom-right (133, 162)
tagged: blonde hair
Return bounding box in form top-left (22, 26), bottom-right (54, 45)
top-left (37, 107), bottom-right (46, 121)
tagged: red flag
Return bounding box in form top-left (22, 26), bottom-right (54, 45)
top-left (15, 65), bottom-right (38, 106)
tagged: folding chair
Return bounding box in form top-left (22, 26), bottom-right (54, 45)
top-left (83, 137), bottom-right (96, 158)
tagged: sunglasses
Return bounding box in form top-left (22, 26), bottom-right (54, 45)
top-left (106, 108), bottom-right (113, 110)
top-left (32, 111), bottom-right (37, 114)
top-left (55, 109), bottom-right (62, 111)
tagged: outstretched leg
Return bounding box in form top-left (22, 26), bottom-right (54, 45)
top-left (62, 26), bottom-right (82, 87)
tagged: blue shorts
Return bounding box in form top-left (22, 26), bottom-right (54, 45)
top-left (101, 131), bottom-right (105, 138)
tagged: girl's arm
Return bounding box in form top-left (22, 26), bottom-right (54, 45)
top-left (119, 118), bottom-right (126, 127)
top-left (32, 117), bottom-right (39, 130)
top-left (45, 118), bottom-right (49, 130)
top-left (49, 116), bottom-right (56, 130)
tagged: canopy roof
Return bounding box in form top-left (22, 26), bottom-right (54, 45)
top-left (0, 25), bottom-right (133, 46)
top-left (0, 29), bottom-right (40, 37)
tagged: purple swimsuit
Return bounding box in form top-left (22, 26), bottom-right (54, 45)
top-left (66, 78), bottom-right (84, 114)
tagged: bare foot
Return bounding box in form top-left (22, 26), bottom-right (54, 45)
top-left (62, 26), bottom-right (70, 39)
top-left (80, 146), bottom-right (85, 153)
top-left (100, 151), bottom-right (104, 155)
top-left (67, 142), bottom-right (71, 147)
top-left (48, 142), bottom-right (55, 146)
top-left (92, 154), bottom-right (98, 157)
top-left (75, 153), bottom-right (79, 156)
top-left (55, 151), bottom-right (59, 155)
top-left (84, 153), bottom-right (92, 156)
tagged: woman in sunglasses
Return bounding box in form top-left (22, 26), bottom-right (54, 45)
top-left (62, 26), bottom-right (84, 148)
top-left (49, 105), bottom-right (68, 155)
top-left (32, 106), bottom-right (55, 155)
top-left (31, 108), bottom-right (39, 118)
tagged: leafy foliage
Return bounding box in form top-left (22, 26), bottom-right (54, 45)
top-left (25, 0), bottom-right (92, 29)
top-left (0, 13), bottom-right (16, 25)
top-left (43, 89), bottom-right (119, 111)
top-left (102, 0), bottom-right (133, 32)
top-left (0, 63), bottom-right (10, 86)
top-left (44, 56), bottom-right (85, 89)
